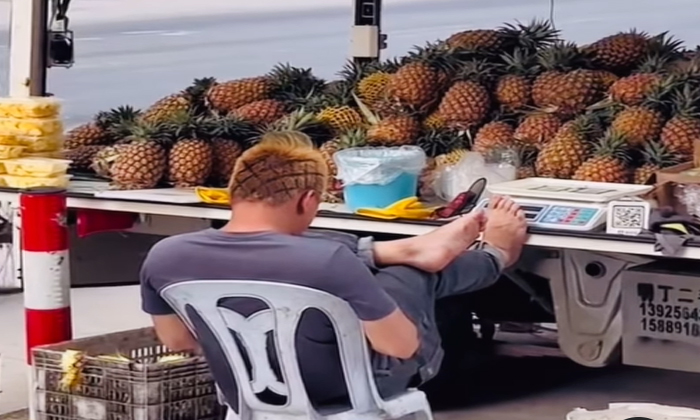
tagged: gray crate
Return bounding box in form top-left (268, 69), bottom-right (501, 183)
top-left (32, 327), bottom-right (224, 420)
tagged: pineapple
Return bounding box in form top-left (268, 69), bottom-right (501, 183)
top-left (338, 59), bottom-right (399, 110)
top-left (109, 124), bottom-right (169, 190)
top-left (64, 106), bottom-right (141, 149)
top-left (634, 140), bottom-right (682, 184)
top-left (205, 77), bottom-right (272, 114)
top-left (446, 29), bottom-right (503, 51)
top-left (205, 116), bottom-right (258, 185)
top-left (583, 29), bottom-right (651, 73)
top-left (65, 145), bottom-right (104, 172)
top-left (366, 115), bottom-right (421, 146)
top-left (495, 49), bottom-right (539, 111)
top-left (446, 20), bottom-right (558, 54)
top-left (533, 42), bottom-right (601, 117)
top-left (660, 85), bottom-right (700, 157)
top-left (436, 61), bottom-right (495, 130)
top-left (319, 128), bottom-right (368, 203)
top-left (139, 77), bottom-right (216, 124)
top-left (163, 112), bottom-right (214, 187)
top-left (311, 81), bottom-right (364, 133)
top-left (230, 99), bottom-right (288, 125)
top-left (473, 121), bottom-right (515, 155)
top-left (385, 58), bottom-right (440, 109)
top-left (535, 113), bottom-right (599, 179)
top-left (611, 105), bottom-right (665, 147)
top-left (423, 112), bottom-right (446, 130)
top-left (513, 112), bottom-right (562, 148)
top-left (591, 70), bottom-right (620, 91)
top-left (608, 53), bottom-right (676, 105)
top-left (572, 131), bottom-right (631, 183)
top-left (205, 64), bottom-right (325, 114)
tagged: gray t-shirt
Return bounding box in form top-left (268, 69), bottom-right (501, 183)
top-left (140, 228), bottom-right (398, 403)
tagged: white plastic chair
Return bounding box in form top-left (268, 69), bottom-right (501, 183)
top-left (160, 280), bottom-right (434, 420)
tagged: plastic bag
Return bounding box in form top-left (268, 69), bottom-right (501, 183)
top-left (568, 403), bottom-right (700, 420)
top-left (435, 151), bottom-right (517, 202)
top-left (334, 146), bottom-right (426, 186)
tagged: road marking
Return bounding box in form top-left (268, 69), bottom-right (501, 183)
top-left (75, 37), bottom-right (103, 42)
top-left (160, 31), bottom-right (195, 37)
top-left (121, 30), bottom-right (167, 35)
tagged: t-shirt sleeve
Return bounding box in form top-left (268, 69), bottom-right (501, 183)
top-left (140, 251), bottom-right (176, 316)
top-left (323, 245), bottom-right (398, 321)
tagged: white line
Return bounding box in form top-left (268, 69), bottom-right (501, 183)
top-left (121, 30), bottom-right (167, 35)
top-left (160, 31), bottom-right (196, 36)
top-left (75, 37), bottom-right (103, 41)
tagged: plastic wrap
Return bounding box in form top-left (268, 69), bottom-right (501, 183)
top-left (677, 184), bottom-right (700, 217)
top-left (334, 146), bottom-right (426, 186)
top-left (435, 151), bottom-right (517, 201)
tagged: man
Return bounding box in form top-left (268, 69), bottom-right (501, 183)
top-left (140, 131), bottom-right (528, 405)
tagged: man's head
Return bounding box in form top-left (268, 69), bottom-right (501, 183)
top-left (227, 131), bottom-right (328, 234)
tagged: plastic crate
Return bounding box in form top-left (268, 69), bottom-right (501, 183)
top-left (32, 327), bottom-right (224, 420)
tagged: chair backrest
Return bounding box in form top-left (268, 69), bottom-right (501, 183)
top-left (160, 280), bottom-right (383, 418)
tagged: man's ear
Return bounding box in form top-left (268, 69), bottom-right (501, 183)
top-left (296, 190), bottom-right (315, 214)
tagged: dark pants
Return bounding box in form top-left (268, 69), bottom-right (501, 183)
top-left (305, 230), bottom-right (502, 398)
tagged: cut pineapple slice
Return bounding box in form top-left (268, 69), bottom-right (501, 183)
top-left (0, 118), bottom-right (63, 137)
top-left (16, 134), bottom-right (64, 153)
top-left (0, 134), bottom-right (19, 146)
top-left (0, 161), bottom-right (6, 174)
top-left (0, 97), bottom-right (62, 119)
top-left (2, 174), bottom-right (71, 189)
top-left (3, 158), bottom-right (71, 177)
top-left (195, 187), bottom-right (230, 204)
top-left (0, 145), bottom-right (26, 159)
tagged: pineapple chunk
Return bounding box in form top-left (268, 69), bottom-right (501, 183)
top-left (0, 161), bottom-right (6, 174)
top-left (3, 158), bottom-right (71, 177)
top-left (16, 134), bottom-right (63, 153)
top-left (0, 134), bottom-right (19, 146)
top-left (0, 97), bottom-right (62, 119)
top-left (0, 145), bottom-right (26, 159)
top-left (2, 174), bottom-right (71, 189)
top-left (0, 117), bottom-right (63, 137)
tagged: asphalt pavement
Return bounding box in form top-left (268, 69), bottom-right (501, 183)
top-left (1, 0), bottom-right (700, 127)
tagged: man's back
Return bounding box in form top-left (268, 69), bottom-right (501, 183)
top-left (141, 228), bottom-right (396, 404)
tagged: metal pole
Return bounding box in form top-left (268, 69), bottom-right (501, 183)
top-left (350, 0), bottom-right (385, 65)
top-left (21, 187), bottom-right (72, 420)
top-left (8, 0), bottom-right (50, 97)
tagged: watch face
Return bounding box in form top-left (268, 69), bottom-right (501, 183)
top-left (611, 204), bottom-right (646, 229)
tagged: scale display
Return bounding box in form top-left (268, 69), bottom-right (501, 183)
top-left (475, 198), bottom-right (608, 232)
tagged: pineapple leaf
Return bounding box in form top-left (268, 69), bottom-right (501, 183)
top-left (352, 92), bottom-right (380, 125)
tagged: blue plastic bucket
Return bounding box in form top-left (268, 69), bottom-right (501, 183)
top-left (343, 172), bottom-right (418, 212)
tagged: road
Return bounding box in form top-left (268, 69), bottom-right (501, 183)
top-left (1, 0), bottom-right (700, 127)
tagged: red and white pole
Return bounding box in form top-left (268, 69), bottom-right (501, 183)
top-left (20, 187), bottom-right (72, 419)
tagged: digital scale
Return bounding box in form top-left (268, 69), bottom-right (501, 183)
top-left (473, 178), bottom-right (654, 232)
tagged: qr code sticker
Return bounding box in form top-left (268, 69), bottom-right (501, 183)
top-left (612, 205), bottom-right (644, 228)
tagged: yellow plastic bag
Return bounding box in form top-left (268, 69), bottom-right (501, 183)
top-left (355, 196), bottom-right (437, 220)
top-left (195, 187), bottom-right (230, 205)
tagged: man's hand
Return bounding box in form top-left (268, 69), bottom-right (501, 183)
top-left (151, 314), bottom-right (200, 353)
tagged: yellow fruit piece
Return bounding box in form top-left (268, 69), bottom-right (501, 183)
top-left (195, 187), bottom-right (230, 204)
top-left (0, 145), bottom-right (26, 159)
top-left (16, 134), bottom-right (63, 153)
top-left (356, 196), bottom-right (437, 220)
top-left (59, 349), bottom-right (85, 391)
top-left (0, 118), bottom-right (63, 137)
top-left (0, 161), bottom-right (6, 174)
top-left (158, 354), bottom-right (187, 363)
top-left (98, 354), bottom-right (131, 362)
top-left (3, 158), bottom-right (70, 177)
top-left (0, 97), bottom-right (61, 119)
top-left (0, 134), bottom-right (19, 146)
top-left (2, 174), bottom-right (71, 189)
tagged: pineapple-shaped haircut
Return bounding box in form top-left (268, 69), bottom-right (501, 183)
top-left (228, 131), bottom-right (329, 205)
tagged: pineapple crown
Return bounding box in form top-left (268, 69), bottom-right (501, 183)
top-left (416, 127), bottom-right (468, 158)
top-left (183, 77), bottom-right (217, 114)
top-left (646, 32), bottom-right (684, 60)
top-left (452, 59), bottom-right (502, 87)
top-left (205, 115), bottom-right (259, 144)
top-left (593, 129), bottom-right (633, 162)
top-left (334, 127), bottom-right (369, 150)
top-left (267, 63), bottom-right (327, 101)
top-left (640, 139), bottom-right (682, 168)
top-left (536, 41), bottom-right (595, 72)
top-left (337, 59), bottom-right (399, 83)
top-left (668, 83), bottom-right (700, 117)
top-left (497, 19), bottom-right (560, 54)
top-left (160, 110), bottom-right (211, 143)
top-left (261, 108), bottom-right (335, 146)
top-left (305, 80), bottom-right (356, 111)
top-left (498, 48), bottom-right (540, 76)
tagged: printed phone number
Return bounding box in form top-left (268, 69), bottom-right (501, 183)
top-left (639, 302), bottom-right (700, 320)
top-left (641, 318), bottom-right (700, 337)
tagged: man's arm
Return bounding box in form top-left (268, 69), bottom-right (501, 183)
top-left (324, 246), bottom-right (420, 360)
top-left (140, 265), bottom-right (200, 352)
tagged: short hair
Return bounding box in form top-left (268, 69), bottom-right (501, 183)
top-left (228, 131), bottom-right (328, 205)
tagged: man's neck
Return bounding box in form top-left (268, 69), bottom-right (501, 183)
top-left (222, 203), bottom-right (301, 235)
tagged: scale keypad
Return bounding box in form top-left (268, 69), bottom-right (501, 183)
top-left (542, 206), bottom-right (597, 226)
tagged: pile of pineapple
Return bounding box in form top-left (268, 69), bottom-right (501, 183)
top-left (63, 21), bottom-right (700, 200)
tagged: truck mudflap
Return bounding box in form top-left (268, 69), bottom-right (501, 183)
top-left (525, 248), bottom-right (651, 367)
